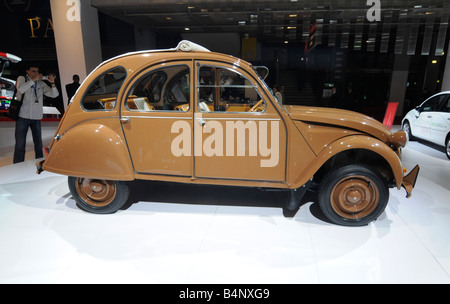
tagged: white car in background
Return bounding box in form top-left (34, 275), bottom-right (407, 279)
top-left (402, 91), bottom-right (450, 159)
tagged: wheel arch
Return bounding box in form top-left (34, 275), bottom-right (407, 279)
top-left (291, 135), bottom-right (403, 189)
top-left (402, 119), bottom-right (415, 139)
top-left (445, 132), bottom-right (450, 160)
top-left (313, 148), bottom-right (395, 187)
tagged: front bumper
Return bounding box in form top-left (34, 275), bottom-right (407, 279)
top-left (401, 165), bottom-right (420, 198)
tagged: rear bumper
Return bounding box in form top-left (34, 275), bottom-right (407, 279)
top-left (401, 165), bottom-right (420, 198)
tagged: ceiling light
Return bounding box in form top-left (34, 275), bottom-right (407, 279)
top-left (185, 27), bottom-right (190, 31)
top-left (289, 14), bottom-right (297, 18)
top-left (432, 60), bottom-right (437, 64)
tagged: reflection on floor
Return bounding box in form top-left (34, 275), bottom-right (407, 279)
top-left (0, 125), bottom-right (449, 283)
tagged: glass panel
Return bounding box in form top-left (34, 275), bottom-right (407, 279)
top-left (440, 96), bottom-right (450, 113)
top-left (127, 65), bottom-right (190, 111)
top-left (81, 67), bottom-right (127, 111)
top-left (198, 66), bottom-right (265, 113)
top-left (422, 95), bottom-right (446, 112)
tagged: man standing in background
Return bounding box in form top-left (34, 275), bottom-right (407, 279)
top-left (13, 65), bottom-right (59, 163)
top-left (65, 74), bottom-right (80, 102)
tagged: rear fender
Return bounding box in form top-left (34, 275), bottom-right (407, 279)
top-left (42, 118), bottom-right (134, 180)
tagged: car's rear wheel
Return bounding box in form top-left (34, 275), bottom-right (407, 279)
top-left (68, 176), bottom-right (130, 214)
top-left (318, 165), bottom-right (389, 226)
top-left (446, 136), bottom-right (450, 160)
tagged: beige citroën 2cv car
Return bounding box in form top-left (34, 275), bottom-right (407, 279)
top-left (36, 41), bottom-right (419, 226)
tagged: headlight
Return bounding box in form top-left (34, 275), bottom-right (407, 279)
top-left (388, 130), bottom-right (407, 148)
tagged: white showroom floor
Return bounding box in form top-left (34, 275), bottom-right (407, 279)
top-left (0, 124), bottom-right (449, 284)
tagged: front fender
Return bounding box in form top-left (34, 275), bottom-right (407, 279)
top-left (291, 135), bottom-right (404, 189)
top-left (42, 118), bottom-right (134, 180)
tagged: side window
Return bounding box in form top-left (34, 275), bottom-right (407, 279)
top-left (82, 67), bottom-right (126, 111)
top-left (133, 71), bottom-right (166, 103)
top-left (198, 66), bottom-right (265, 113)
top-left (442, 96), bottom-right (450, 113)
top-left (421, 95), bottom-right (446, 112)
top-left (127, 65), bottom-right (190, 111)
top-left (199, 67), bottom-right (215, 104)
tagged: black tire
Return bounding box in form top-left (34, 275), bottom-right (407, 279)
top-left (402, 121), bottom-right (414, 141)
top-left (318, 164), bottom-right (389, 226)
top-left (446, 136), bottom-right (450, 160)
top-left (68, 176), bottom-right (130, 214)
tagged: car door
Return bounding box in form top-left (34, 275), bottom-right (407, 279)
top-left (121, 61), bottom-right (193, 177)
top-left (430, 94), bottom-right (450, 146)
top-left (413, 95), bottom-right (443, 139)
top-left (193, 61), bottom-right (287, 182)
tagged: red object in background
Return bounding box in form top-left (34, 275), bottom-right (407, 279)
top-left (0, 52), bottom-right (21, 63)
top-left (382, 102), bottom-right (399, 130)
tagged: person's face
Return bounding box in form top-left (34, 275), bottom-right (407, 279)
top-left (26, 67), bottom-right (39, 78)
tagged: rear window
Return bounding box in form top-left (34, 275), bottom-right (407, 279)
top-left (81, 67), bottom-right (127, 111)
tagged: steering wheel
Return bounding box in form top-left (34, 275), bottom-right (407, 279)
top-left (249, 99), bottom-right (264, 112)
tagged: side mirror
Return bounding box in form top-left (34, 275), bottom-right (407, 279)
top-left (415, 106), bottom-right (422, 113)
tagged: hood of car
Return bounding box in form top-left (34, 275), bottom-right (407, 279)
top-left (285, 105), bottom-right (394, 143)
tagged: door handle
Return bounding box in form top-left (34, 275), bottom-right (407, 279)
top-left (198, 118), bottom-right (207, 126)
top-left (120, 117), bottom-right (130, 124)
top-left (427, 116), bottom-right (432, 118)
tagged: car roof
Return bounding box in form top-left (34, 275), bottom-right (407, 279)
top-left (420, 91), bottom-right (450, 105)
top-left (85, 40), bottom-right (253, 86)
top-left (101, 40), bottom-right (211, 68)
top-left (432, 91), bottom-right (450, 95)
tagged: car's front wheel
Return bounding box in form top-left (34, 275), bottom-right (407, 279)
top-left (318, 165), bottom-right (389, 226)
top-left (68, 177), bottom-right (130, 214)
top-left (402, 121), bottom-right (414, 141)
